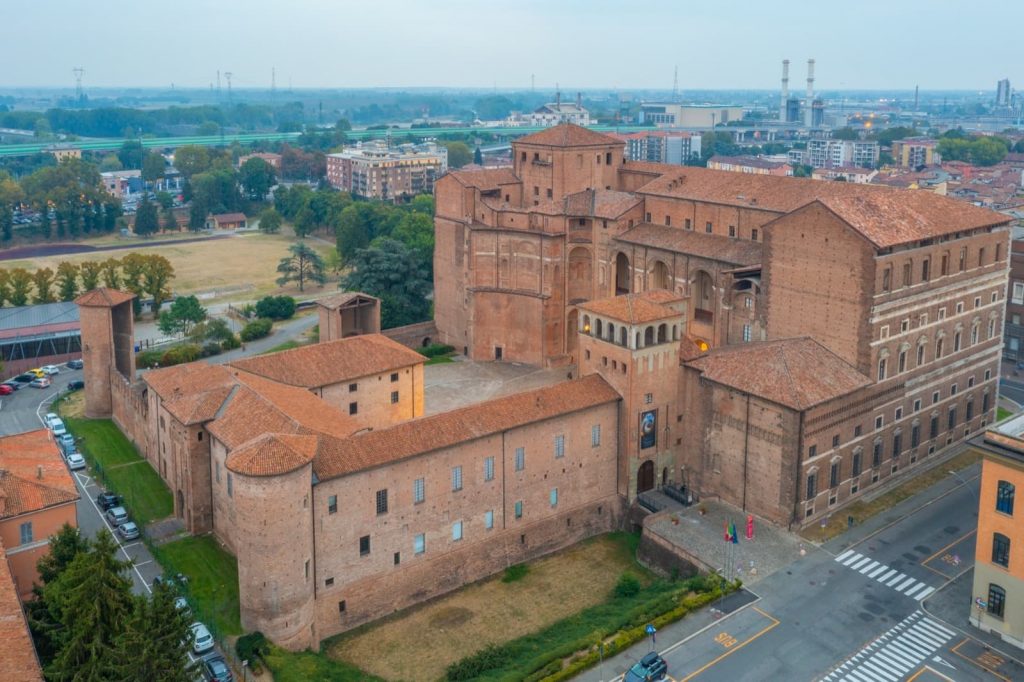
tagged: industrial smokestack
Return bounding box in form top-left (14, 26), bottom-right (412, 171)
top-left (805, 59), bottom-right (815, 127)
top-left (780, 59), bottom-right (790, 121)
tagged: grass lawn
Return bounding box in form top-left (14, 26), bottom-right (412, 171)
top-left (263, 647), bottom-right (383, 682)
top-left (149, 535), bottom-right (242, 637)
top-left (997, 406), bottom-right (1014, 421)
top-left (327, 533), bottom-right (655, 682)
top-left (801, 448), bottom-right (981, 543)
top-left (60, 413), bottom-right (173, 525)
top-left (423, 354), bottom-right (455, 365)
top-left (4, 232), bottom-right (336, 306)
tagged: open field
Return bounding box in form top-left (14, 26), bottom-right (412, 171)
top-left (327, 534), bottom-right (646, 682)
top-left (149, 535), bottom-right (242, 637)
top-left (800, 448), bottom-right (981, 543)
top-left (3, 232), bottom-right (336, 306)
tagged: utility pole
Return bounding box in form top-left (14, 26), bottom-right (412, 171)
top-left (531, 73), bottom-right (535, 93)
top-left (224, 72), bottom-right (233, 101)
top-left (271, 67), bottom-right (276, 101)
top-left (216, 70), bottom-right (221, 100)
top-left (672, 65), bottom-right (679, 103)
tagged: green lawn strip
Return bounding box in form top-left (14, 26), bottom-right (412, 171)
top-left (264, 647), bottom-right (383, 682)
top-left (260, 339), bottom-right (302, 355)
top-left (997, 407), bottom-right (1014, 421)
top-left (61, 417), bottom-right (173, 524)
top-left (149, 536), bottom-right (242, 637)
top-left (424, 354), bottom-right (455, 365)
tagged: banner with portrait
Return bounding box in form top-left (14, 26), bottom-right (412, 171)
top-left (640, 409), bottom-right (657, 450)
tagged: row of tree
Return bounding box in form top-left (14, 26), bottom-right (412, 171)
top-left (26, 526), bottom-right (195, 681)
top-left (0, 253), bottom-right (175, 312)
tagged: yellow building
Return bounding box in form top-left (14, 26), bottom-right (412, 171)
top-left (892, 139), bottom-right (940, 168)
top-left (970, 418), bottom-right (1024, 649)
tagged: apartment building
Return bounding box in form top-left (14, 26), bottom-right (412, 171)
top-left (326, 142), bottom-right (447, 201)
top-left (806, 138), bottom-right (880, 169)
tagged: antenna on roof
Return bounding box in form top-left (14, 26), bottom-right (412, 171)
top-left (672, 65), bottom-right (679, 103)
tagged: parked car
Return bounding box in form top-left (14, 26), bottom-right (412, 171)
top-left (45, 412), bottom-right (60, 427)
top-left (50, 419), bottom-right (67, 437)
top-left (58, 434), bottom-right (76, 455)
top-left (27, 368), bottom-right (45, 378)
top-left (202, 654), bottom-right (234, 682)
top-left (13, 373), bottom-right (35, 385)
top-left (30, 377), bottom-right (52, 388)
top-left (624, 652), bottom-right (668, 682)
top-left (67, 358), bottom-right (84, 369)
top-left (66, 453), bottom-right (86, 471)
top-left (117, 521), bottom-right (140, 540)
top-left (67, 379), bottom-right (85, 391)
top-left (153, 572), bottom-right (189, 590)
top-left (96, 492), bottom-right (123, 511)
top-left (41, 365), bottom-right (60, 375)
top-left (190, 622), bottom-right (215, 654)
top-left (105, 506), bottom-right (129, 525)
top-left (174, 596), bottom-right (190, 613)
top-left (0, 383), bottom-right (13, 395)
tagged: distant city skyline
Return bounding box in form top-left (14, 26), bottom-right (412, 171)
top-left (1, 0), bottom-right (1020, 91)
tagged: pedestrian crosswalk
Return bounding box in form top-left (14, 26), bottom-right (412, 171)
top-left (821, 610), bottom-right (956, 681)
top-left (833, 549), bottom-right (936, 600)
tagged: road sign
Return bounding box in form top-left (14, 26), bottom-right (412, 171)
top-left (645, 624), bottom-right (656, 635)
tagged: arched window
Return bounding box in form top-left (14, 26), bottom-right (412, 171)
top-left (996, 480), bottom-right (1015, 515)
top-left (954, 331), bottom-right (962, 352)
top-left (898, 350), bottom-right (907, 373)
top-left (657, 324), bottom-right (667, 343)
top-left (582, 315), bottom-right (592, 334)
top-left (644, 326), bottom-right (655, 346)
top-left (917, 343), bottom-right (926, 367)
top-left (595, 319), bottom-right (603, 338)
top-left (971, 324), bottom-right (979, 345)
top-left (992, 532), bottom-right (1010, 567)
top-left (619, 327), bottom-right (628, 346)
top-left (936, 338), bottom-right (944, 359)
top-left (878, 357), bottom-right (887, 381)
top-left (608, 322), bottom-right (616, 342)
top-left (988, 318), bottom-right (996, 339)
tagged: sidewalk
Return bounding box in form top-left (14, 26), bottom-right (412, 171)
top-left (922, 566), bottom-right (1024, 677)
top-left (574, 588), bottom-right (758, 682)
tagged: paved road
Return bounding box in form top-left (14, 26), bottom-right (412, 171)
top-left (583, 466), bottom-right (1023, 682)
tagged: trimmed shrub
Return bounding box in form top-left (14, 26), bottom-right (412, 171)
top-left (240, 318), bottom-right (273, 342)
top-left (136, 349), bottom-right (163, 369)
top-left (201, 342), bottom-right (223, 358)
top-left (614, 573), bottom-right (641, 598)
top-left (502, 563), bottom-right (529, 583)
top-left (221, 334), bottom-right (241, 351)
top-left (255, 295), bottom-right (297, 320)
top-left (446, 643), bottom-right (513, 681)
top-left (421, 343), bottom-right (456, 358)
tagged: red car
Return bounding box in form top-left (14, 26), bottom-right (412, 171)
top-left (0, 383), bottom-right (14, 395)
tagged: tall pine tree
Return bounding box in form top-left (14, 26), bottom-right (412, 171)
top-left (111, 582), bottom-right (196, 682)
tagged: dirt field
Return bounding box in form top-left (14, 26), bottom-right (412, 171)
top-left (327, 535), bottom-right (640, 682)
top-left (2, 232), bottom-right (336, 305)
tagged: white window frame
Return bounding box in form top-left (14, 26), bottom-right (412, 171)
top-left (484, 510), bottom-right (494, 530)
top-left (413, 477), bottom-right (425, 504)
top-left (554, 434), bottom-right (565, 459)
top-left (550, 488), bottom-right (559, 507)
top-left (484, 456), bottom-right (495, 482)
top-left (414, 533), bottom-right (425, 555)
top-left (515, 447), bottom-right (525, 471)
top-left (451, 466), bottom-right (463, 492)
top-left (591, 424), bottom-right (601, 447)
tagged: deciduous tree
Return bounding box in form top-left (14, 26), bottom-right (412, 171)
top-left (239, 157), bottom-right (277, 200)
top-left (32, 267), bottom-right (55, 303)
top-left (0, 269), bottom-right (10, 307)
top-left (134, 196), bottom-right (159, 236)
top-left (341, 238), bottom-right (431, 328)
top-left (141, 254), bottom-right (175, 315)
top-left (8, 268), bottom-right (33, 306)
top-left (78, 261), bottom-right (102, 291)
top-left (258, 207), bottom-right (283, 233)
top-left (141, 151), bottom-right (167, 183)
top-left (55, 262), bottom-right (80, 301)
top-left (100, 257), bottom-right (122, 289)
top-left (158, 295), bottom-right (206, 336)
top-left (172, 145), bottom-right (211, 180)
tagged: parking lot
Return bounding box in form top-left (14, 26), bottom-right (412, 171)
top-left (3, 362), bottom-right (226, 673)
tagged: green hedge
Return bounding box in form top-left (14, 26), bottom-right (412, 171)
top-left (420, 343), bottom-right (455, 358)
top-left (240, 318), bottom-right (273, 341)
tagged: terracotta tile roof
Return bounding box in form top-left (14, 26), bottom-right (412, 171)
top-left (313, 374), bottom-right (620, 481)
top-left (0, 541), bottom-right (43, 681)
top-left (316, 292), bottom-right (380, 310)
top-left (211, 213), bottom-right (247, 222)
top-left (686, 337), bottom-right (871, 410)
top-left (204, 384), bottom-right (301, 450)
top-left (515, 124), bottom-right (623, 148)
top-left (564, 189), bottom-right (642, 219)
top-left (0, 429), bottom-right (78, 519)
top-left (144, 362), bottom-right (237, 401)
top-left (163, 385), bottom-right (235, 426)
top-left (678, 336), bottom-right (707, 362)
top-left (225, 433), bottom-right (318, 477)
top-left (229, 334), bottom-right (424, 389)
top-left (578, 292), bottom-right (682, 325)
top-left (708, 155), bottom-right (791, 170)
top-left (74, 287), bottom-right (135, 307)
top-left (616, 224), bottom-right (763, 266)
top-left (447, 167), bottom-right (520, 191)
top-left (627, 163), bottom-right (1009, 248)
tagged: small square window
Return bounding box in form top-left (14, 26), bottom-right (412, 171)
top-left (484, 456), bottom-right (495, 481)
top-left (338, 600), bottom-right (346, 613)
top-left (326, 577), bottom-right (334, 586)
top-left (359, 535), bottom-right (371, 556)
top-left (349, 402), bottom-right (358, 415)
top-left (645, 393), bottom-right (653, 404)
top-left (705, 221), bottom-right (713, 233)
top-left (349, 383), bottom-right (357, 392)
top-left (854, 425), bottom-right (862, 437)
top-left (413, 477), bottom-right (425, 504)
top-left (832, 434), bottom-right (840, 449)
top-left (913, 399), bottom-right (921, 413)
top-left (391, 372), bottom-right (399, 382)
top-left (394, 552), bottom-right (401, 565)
top-left (376, 489), bottom-right (388, 515)
top-left (484, 510), bottom-right (494, 530)
top-left (875, 416), bottom-right (884, 430)
top-left (554, 434), bottom-right (565, 458)
top-left (550, 488), bottom-right (559, 507)
top-left (328, 495), bottom-right (338, 514)
top-left (452, 521), bottom-right (463, 541)
top-left (895, 407), bottom-right (903, 420)
top-left (933, 390), bottom-right (940, 404)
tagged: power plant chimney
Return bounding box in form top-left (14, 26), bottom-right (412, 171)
top-left (805, 59), bottom-right (815, 127)
top-left (780, 59), bottom-right (790, 121)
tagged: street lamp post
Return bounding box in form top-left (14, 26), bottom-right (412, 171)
top-left (948, 469), bottom-right (979, 517)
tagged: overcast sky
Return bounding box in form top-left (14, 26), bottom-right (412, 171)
top-left (1, 0), bottom-right (1018, 91)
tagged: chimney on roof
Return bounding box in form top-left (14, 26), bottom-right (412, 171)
top-left (576, 91), bottom-right (582, 109)
top-left (37, 465), bottom-right (43, 480)
top-left (780, 59), bottom-right (790, 122)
